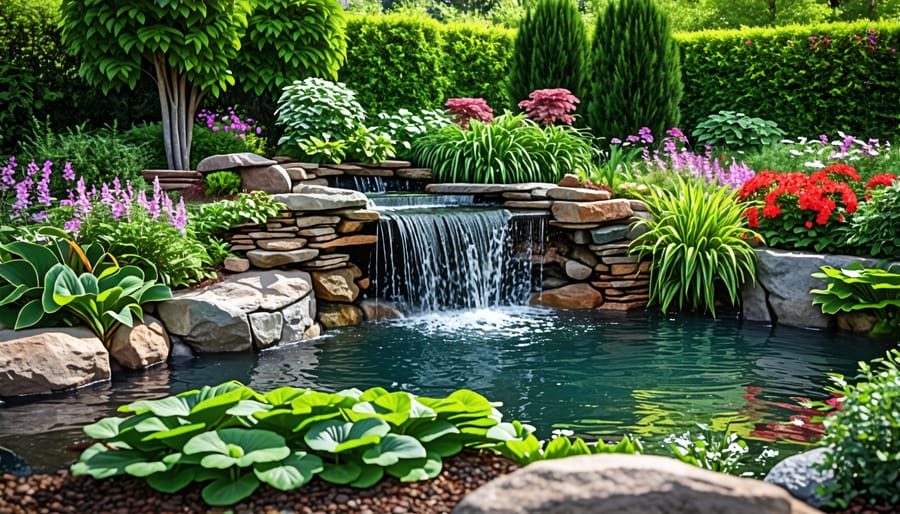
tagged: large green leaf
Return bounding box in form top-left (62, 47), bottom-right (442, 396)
top-left (0, 260), bottom-right (39, 288)
top-left (254, 451), bottom-right (323, 490)
top-left (186, 428), bottom-right (289, 468)
top-left (71, 447), bottom-right (147, 479)
top-left (13, 299), bottom-right (45, 330)
top-left (83, 417), bottom-right (125, 439)
top-left (319, 460), bottom-right (362, 484)
top-left (362, 434), bottom-right (427, 467)
top-left (384, 451), bottom-right (442, 482)
top-left (146, 466), bottom-right (196, 493)
top-left (304, 417), bottom-right (390, 453)
top-left (201, 472), bottom-right (261, 506)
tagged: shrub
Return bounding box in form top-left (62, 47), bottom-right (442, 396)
top-left (691, 111), bottom-right (785, 152)
top-left (589, 0), bottom-right (682, 142)
top-left (370, 109), bottom-right (451, 160)
top-left (204, 171), bottom-right (242, 198)
top-left (676, 22), bottom-right (900, 140)
top-left (188, 192), bottom-right (286, 265)
top-left (737, 164), bottom-right (860, 253)
top-left (444, 98), bottom-right (494, 129)
top-left (341, 14), bottom-right (447, 113)
top-left (300, 126), bottom-right (396, 164)
top-left (507, 0), bottom-right (590, 115)
top-left (811, 263), bottom-right (900, 338)
top-left (848, 176), bottom-right (900, 258)
top-left (819, 350), bottom-right (900, 508)
top-left (275, 78), bottom-right (367, 151)
top-left (123, 122), bottom-right (266, 171)
top-left (629, 177), bottom-right (760, 317)
top-left (440, 22), bottom-right (514, 110)
top-left (413, 113), bottom-right (595, 184)
top-left (518, 88), bottom-right (579, 127)
top-left (18, 122), bottom-right (151, 195)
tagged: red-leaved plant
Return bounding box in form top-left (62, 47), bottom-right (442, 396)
top-left (738, 163), bottom-right (860, 253)
top-left (517, 88), bottom-right (579, 127)
top-left (444, 98), bottom-right (494, 129)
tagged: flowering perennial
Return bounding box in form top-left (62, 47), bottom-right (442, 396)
top-left (61, 177), bottom-right (188, 235)
top-left (517, 89), bottom-right (579, 127)
top-left (444, 98), bottom-right (494, 130)
top-left (0, 156), bottom-right (70, 224)
top-left (196, 107), bottom-right (263, 138)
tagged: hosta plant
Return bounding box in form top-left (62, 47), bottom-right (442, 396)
top-left (692, 111), bottom-right (785, 152)
top-left (630, 177), bottom-right (761, 317)
top-left (276, 78), bottom-right (366, 149)
top-left (811, 263), bottom-right (900, 337)
top-left (371, 109), bottom-right (450, 160)
top-left (847, 176), bottom-right (900, 258)
top-left (72, 382), bottom-right (641, 506)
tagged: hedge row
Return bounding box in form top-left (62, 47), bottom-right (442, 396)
top-left (340, 14), bottom-right (514, 113)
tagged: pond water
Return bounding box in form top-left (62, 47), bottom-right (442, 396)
top-left (0, 307), bottom-right (892, 473)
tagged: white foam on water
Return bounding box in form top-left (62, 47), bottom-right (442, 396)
top-left (389, 306), bottom-right (555, 337)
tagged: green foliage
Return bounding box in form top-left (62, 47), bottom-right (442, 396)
top-left (188, 192), bottom-right (286, 262)
top-left (341, 14), bottom-right (448, 113)
top-left (819, 350), bottom-right (900, 508)
top-left (440, 23), bottom-right (515, 110)
top-left (507, 0), bottom-right (589, 114)
top-left (122, 123), bottom-right (266, 171)
top-left (300, 127), bottom-right (396, 164)
top-left (59, 0), bottom-right (253, 169)
top-left (77, 208), bottom-right (215, 289)
top-left (0, 229), bottom-right (171, 344)
top-left (664, 424), bottom-right (775, 475)
top-left (692, 111), bottom-right (786, 152)
top-left (70, 383), bottom-right (579, 506)
top-left (275, 78), bottom-right (367, 150)
top-left (677, 21), bottom-right (900, 141)
top-left (811, 263), bottom-right (900, 337)
top-left (848, 180), bottom-right (900, 258)
top-left (232, 0), bottom-right (347, 97)
top-left (589, 0), bottom-right (682, 141)
top-left (204, 172), bottom-right (242, 198)
top-left (413, 113), bottom-right (596, 184)
top-left (18, 122), bottom-right (150, 196)
top-left (630, 177), bottom-right (760, 317)
top-left (492, 427), bottom-right (643, 465)
top-left (371, 109), bottom-right (451, 160)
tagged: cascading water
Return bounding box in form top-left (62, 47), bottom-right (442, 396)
top-left (370, 204), bottom-right (545, 312)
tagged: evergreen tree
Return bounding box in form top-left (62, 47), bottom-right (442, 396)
top-left (588, 0), bottom-right (682, 141)
top-left (507, 0), bottom-right (590, 112)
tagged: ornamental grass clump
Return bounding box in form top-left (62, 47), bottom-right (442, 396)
top-left (630, 177), bottom-right (761, 317)
top-left (738, 164), bottom-right (859, 253)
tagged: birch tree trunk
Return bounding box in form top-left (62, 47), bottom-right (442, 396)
top-left (153, 54), bottom-right (205, 170)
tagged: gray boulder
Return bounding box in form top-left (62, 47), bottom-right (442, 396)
top-left (274, 185), bottom-right (368, 211)
top-left (764, 448), bottom-right (834, 508)
top-left (453, 454), bottom-right (821, 514)
top-left (108, 315), bottom-right (170, 369)
top-left (196, 152), bottom-right (276, 172)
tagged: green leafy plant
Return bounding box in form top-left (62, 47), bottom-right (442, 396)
top-left (490, 427), bottom-right (643, 466)
top-left (371, 108), bottom-right (450, 160)
top-left (630, 177), bottom-right (761, 317)
top-left (413, 113), bottom-right (594, 184)
top-left (299, 135), bottom-right (348, 164)
top-left (0, 228), bottom-right (171, 344)
top-left (188, 192), bottom-right (286, 264)
top-left (71, 383), bottom-right (556, 505)
top-left (275, 77), bottom-right (367, 152)
top-left (122, 122), bottom-right (267, 171)
top-left (204, 171), bottom-right (242, 198)
top-left (818, 350), bottom-right (900, 508)
top-left (692, 111), bottom-right (785, 151)
top-left (811, 263), bottom-right (900, 337)
top-left (848, 176), bottom-right (900, 258)
top-left (664, 424), bottom-right (776, 475)
top-left (344, 126), bottom-right (396, 164)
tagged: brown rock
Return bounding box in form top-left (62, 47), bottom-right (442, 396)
top-left (291, 178), bottom-right (328, 190)
top-left (298, 227), bottom-right (336, 237)
top-left (589, 243), bottom-right (631, 255)
top-left (197, 152), bottom-right (276, 172)
top-left (284, 167), bottom-right (308, 181)
top-left (837, 311), bottom-right (879, 334)
top-left (308, 234), bottom-right (378, 249)
top-left (594, 263), bottom-right (610, 273)
top-left (223, 257), bottom-right (250, 273)
top-left (602, 255), bottom-right (639, 264)
top-left (312, 166), bottom-right (345, 176)
top-left (530, 283), bottom-right (603, 309)
top-left (342, 166), bottom-right (394, 177)
top-left (109, 316), bottom-right (170, 370)
top-left (337, 220), bottom-right (364, 233)
top-left (591, 279), bottom-right (650, 289)
top-left (611, 263), bottom-right (640, 275)
top-left (548, 221), bottom-right (601, 230)
top-left (356, 277), bottom-right (371, 290)
top-left (247, 248), bottom-right (319, 268)
top-left (258, 238), bottom-right (308, 251)
top-left (502, 192), bottom-right (533, 200)
top-left (453, 454), bottom-right (821, 514)
top-left (296, 215), bottom-right (341, 228)
top-left (318, 303), bottom-right (364, 328)
top-left (0, 327), bottom-right (110, 396)
top-left (302, 254), bottom-right (351, 269)
top-left (551, 199), bottom-right (633, 224)
top-left (546, 187), bottom-right (612, 202)
top-left (396, 168), bottom-right (433, 180)
top-left (237, 164), bottom-right (292, 194)
top-left (630, 199), bottom-right (649, 211)
top-left (303, 323), bottom-right (322, 339)
top-left (360, 299), bottom-right (405, 321)
top-left (281, 161), bottom-right (319, 170)
top-left (504, 200), bottom-right (553, 210)
top-left (229, 244), bottom-right (257, 252)
top-left (557, 173), bottom-right (582, 188)
top-left (248, 231), bottom-right (287, 239)
top-left (311, 265), bottom-right (362, 302)
top-left (598, 301), bottom-right (648, 311)
top-left (334, 209), bottom-right (380, 221)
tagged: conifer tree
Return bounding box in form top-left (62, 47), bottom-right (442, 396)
top-left (507, 0), bottom-right (590, 112)
top-left (588, 0), bottom-right (682, 140)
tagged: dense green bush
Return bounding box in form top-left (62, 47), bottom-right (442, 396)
top-left (848, 177), bottom-right (900, 258)
top-left (811, 263), bottom-right (900, 337)
top-left (440, 22), bottom-right (514, 110)
top-left (122, 123), bottom-right (266, 171)
top-left (677, 21), bottom-right (900, 140)
top-left (275, 78), bottom-right (368, 156)
top-left (692, 111), bottom-right (785, 151)
top-left (341, 14), bottom-right (447, 113)
top-left (18, 122), bottom-right (151, 195)
top-left (589, 0), bottom-right (682, 142)
top-left (371, 109), bottom-right (451, 160)
top-left (507, 0), bottom-right (590, 113)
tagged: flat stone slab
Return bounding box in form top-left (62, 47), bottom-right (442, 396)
top-left (197, 152), bottom-right (276, 172)
top-left (551, 199), bottom-right (633, 224)
top-left (396, 168), bottom-right (432, 180)
top-left (341, 167), bottom-right (394, 177)
top-left (504, 200), bottom-right (553, 209)
top-left (275, 186), bottom-right (368, 211)
top-left (546, 187), bottom-right (612, 201)
top-left (247, 248), bottom-right (319, 268)
top-left (426, 183), bottom-right (558, 195)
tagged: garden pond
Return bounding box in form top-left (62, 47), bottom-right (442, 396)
top-left (0, 307), bottom-right (891, 474)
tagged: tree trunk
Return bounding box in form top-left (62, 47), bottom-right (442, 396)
top-left (152, 54), bottom-right (205, 170)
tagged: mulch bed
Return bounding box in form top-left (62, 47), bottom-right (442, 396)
top-left (826, 499), bottom-right (900, 514)
top-left (0, 451), bottom-right (517, 514)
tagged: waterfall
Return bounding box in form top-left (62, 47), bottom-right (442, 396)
top-left (371, 207), bottom-right (545, 312)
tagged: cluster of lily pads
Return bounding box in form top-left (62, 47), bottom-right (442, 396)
top-left (73, 381), bottom-right (641, 505)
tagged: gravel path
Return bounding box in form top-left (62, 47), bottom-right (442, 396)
top-left (0, 451), bottom-right (517, 514)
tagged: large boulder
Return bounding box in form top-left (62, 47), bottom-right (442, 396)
top-left (311, 265), bottom-right (362, 303)
top-left (454, 454), bottom-right (821, 514)
top-left (551, 199), bottom-right (633, 224)
top-left (280, 295), bottom-right (316, 345)
top-left (318, 302), bottom-right (364, 329)
top-left (238, 164), bottom-right (292, 194)
top-left (530, 283), bottom-right (603, 309)
top-left (0, 327), bottom-right (110, 396)
top-left (764, 448), bottom-right (834, 508)
top-left (274, 186), bottom-right (368, 211)
top-left (196, 152), bottom-right (276, 172)
top-left (156, 270), bottom-right (314, 353)
top-left (108, 315), bottom-right (170, 369)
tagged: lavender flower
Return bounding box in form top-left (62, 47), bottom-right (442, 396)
top-left (63, 162), bottom-right (75, 181)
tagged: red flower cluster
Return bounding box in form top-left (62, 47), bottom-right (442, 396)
top-left (864, 172), bottom-right (897, 200)
top-left (738, 164), bottom-right (860, 228)
top-left (517, 88), bottom-right (579, 127)
top-left (444, 98), bottom-right (493, 130)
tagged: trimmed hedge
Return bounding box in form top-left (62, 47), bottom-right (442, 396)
top-left (676, 21), bottom-right (900, 140)
top-left (341, 15), bottom-right (513, 113)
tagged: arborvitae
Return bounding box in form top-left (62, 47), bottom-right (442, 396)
top-left (506, 0), bottom-right (590, 112)
top-left (588, 0), bottom-right (682, 141)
